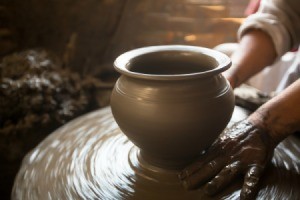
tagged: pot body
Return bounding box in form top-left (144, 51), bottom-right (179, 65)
top-left (111, 45), bottom-right (234, 169)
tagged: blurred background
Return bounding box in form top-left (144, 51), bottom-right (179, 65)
top-left (0, 0), bottom-right (249, 199)
top-left (0, 0), bottom-right (248, 72)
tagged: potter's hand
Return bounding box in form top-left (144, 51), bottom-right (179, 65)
top-left (179, 120), bottom-right (276, 200)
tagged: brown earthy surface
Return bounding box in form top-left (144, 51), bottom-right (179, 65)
top-left (12, 107), bottom-right (300, 199)
top-left (0, 49), bottom-right (114, 161)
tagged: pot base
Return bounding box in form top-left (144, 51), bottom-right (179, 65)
top-left (12, 107), bottom-right (300, 200)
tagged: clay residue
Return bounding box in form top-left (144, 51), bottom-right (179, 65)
top-left (234, 84), bottom-right (274, 111)
top-left (11, 107), bottom-right (300, 200)
top-left (0, 49), bottom-right (114, 161)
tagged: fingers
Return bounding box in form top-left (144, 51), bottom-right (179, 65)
top-left (240, 164), bottom-right (264, 200)
top-left (180, 157), bottom-right (226, 189)
top-left (204, 161), bottom-right (242, 195)
top-left (179, 147), bottom-right (220, 180)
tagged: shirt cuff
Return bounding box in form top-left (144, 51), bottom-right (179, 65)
top-left (238, 13), bottom-right (291, 59)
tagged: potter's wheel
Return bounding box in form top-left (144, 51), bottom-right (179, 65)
top-left (12, 107), bottom-right (300, 199)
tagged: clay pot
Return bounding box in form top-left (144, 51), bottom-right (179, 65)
top-left (111, 45), bottom-right (234, 169)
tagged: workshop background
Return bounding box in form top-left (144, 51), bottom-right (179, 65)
top-left (0, 0), bottom-right (248, 199)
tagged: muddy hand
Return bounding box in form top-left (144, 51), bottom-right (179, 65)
top-left (179, 120), bottom-right (277, 200)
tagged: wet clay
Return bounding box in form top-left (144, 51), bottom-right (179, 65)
top-left (179, 120), bottom-right (277, 199)
top-left (111, 45), bottom-right (234, 169)
top-left (12, 106), bottom-right (300, 200)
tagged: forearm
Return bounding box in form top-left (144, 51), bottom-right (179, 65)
top-left (224, 29), bottom-right (277, 88)
top-left (248, 79), bottom-right (300, 144)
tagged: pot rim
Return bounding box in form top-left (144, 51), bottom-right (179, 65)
top-left (114, 45), bottom-right (231, 80)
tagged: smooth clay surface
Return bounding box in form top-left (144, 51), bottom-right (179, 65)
top-left (12, 106), bottom-right (300, 200)
top-left (111, 46), bottom-right (234, 168)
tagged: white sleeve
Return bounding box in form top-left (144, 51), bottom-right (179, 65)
top-left (238, 0), bottom-right (300, 58)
